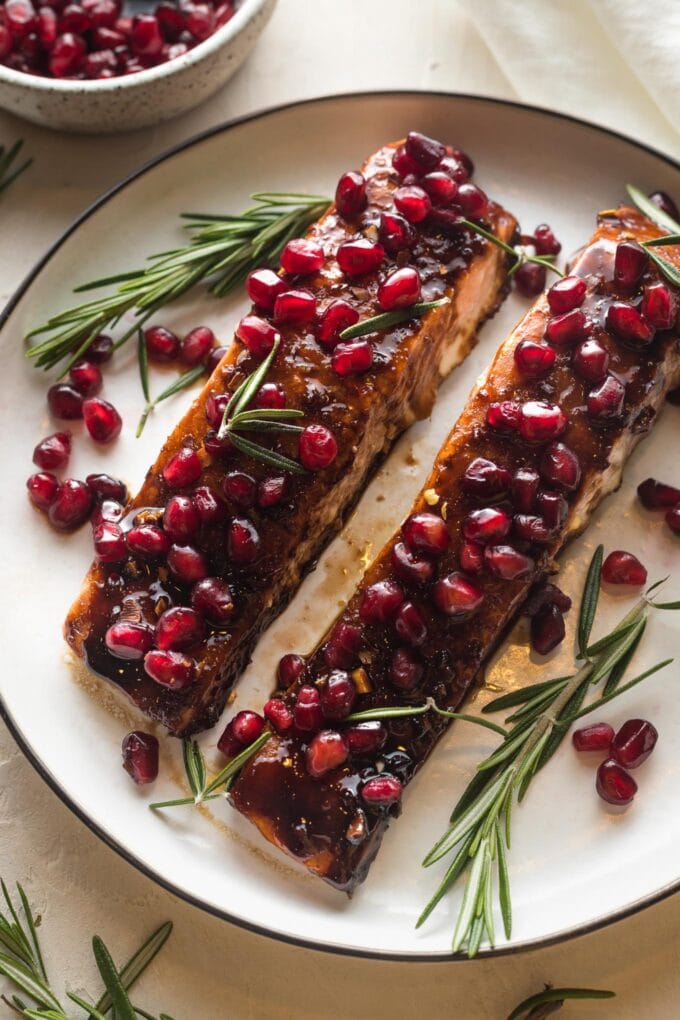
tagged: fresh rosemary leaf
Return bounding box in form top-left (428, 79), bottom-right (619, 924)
top-left (0, 139), bottom-right (32, 195)
top-left (451, 844), bottom-right (486, 953)
top-left (137, 329), bottom-right (150, 403)
top-left (91, 937), bottom-right (136, 1020)
top-left (94, 921), bottom-right (173, 1016)
top-left (136, 364), bottom-right (205, 437)
top-left (415, 833), bottom-right (475, 928)
top-left (577, 544), bottom-right (604, 659)
top-left (346, 704), bottom-right (430, 722)
top-left (0, 955), bottom-right (62, 1014)
top-left (338, 299), bottom-right (449, 341)
top-left (643, 233), bottom-right (680, 247)
top-left (496, 827), bottom-right (512, 939)
top-left (506, 986), bottom-right (615, 1020)
top-left (423, 774), bottom-right (510, 867)
top-left (449, 768), bottom-right (499, 824)
top-left (587, 615), bottom-right (647, 688)
top-left (645, 575), bottom-right (670, 597)
top-left (68, 991), bottom-right (108, 1019)
top-left (504, 685), bottom-right (568, 726)
top-left (182, 739), bottom-right (206, 801)
top-left (203, 730), bottom-right (271, 798)
top-left (222, 338), bottom-right (281, 426)
top-left (646, 248), bottom-right (680, 288)
top-left (227, 432), bottom-right (307, 475)
top-left (430, 706), bottom-right (508, 737)
top-left (603, 621), bottom-right (645, 696)
top-left (532, 680), bottom-right (590, 780)
top-left (564, 658), bottom-right (673, 724)
top-left (626, 183), bottom-right (680, 234)
top-left (586, 618), bottom-right (640, 656)
top-left (482, 676), bottom-right (572, 715)
top-left (651, 599), bottom-right (680, 610)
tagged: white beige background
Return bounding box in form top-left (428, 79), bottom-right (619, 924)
top-left (1, 1), bottom-right (679, 1016)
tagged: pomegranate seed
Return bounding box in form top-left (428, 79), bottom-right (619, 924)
top-left (232, 710), bottom-right (265, 745)
top-left (460, 540), bottom-right (484, 573)
top-left (462, 457), bottom-right (511, 500)
top-left (531, 602), bottom-right (565, 654)
top-left (190, 577), bottom-right (234, 625)
top-left (641, 282), bottom-right (677, 330)
top-left (405, 131), bottom-right (446, 170)
top-left (612, 718), bottom-right (658, 769)
top-left (514, 340), bottom-right (556, 378)
top-left (421, 171), bottom-right (458, 205)
top-left (306, 729), bottom-right (349, 777)
top-left (192, 484), bottom-right (224, 524)
top-left (33, 431), bottom-right (71, 471)
top-left (361, 774), bottom-right (402, 808)
top-left (264, 698), bottom-right (294, 734)
top-left (519, 401), bottom-right (566, 443)
top-left (47, 383), bottom-right (83, 420)
top-left (391, 541), bottom-right (435, 585)
top-left (257, 475), bottom-right (286, 508)
top-left (512, 467), bottom-right (540, 512)
top-left (524, 582), bottom-right (572, 616)
top-left (69, 360), bottom-right (102, 396)
top-left (204, 428), bottom-right (232, 459)
top-left (345, 720), bottom-right (387, 755)
top-left (573, 338), bottom-right (609, 383)
top-left (122, 731), bottom-right (158, 785)
top-left (463, 506), bottom-right (510, 545)
top-left (180, 326), bottom-right (214, 366)
top-left (394, 601), bottom-right (428, 646)
top-left (82, 398), bottom-right (122, 444)
top-left (205, 392), bottom-right (230, 429)
top-left (637, 477), bottom-right (680, 509)
top-left (280, 238), bottom-right (324, 276)
top-left (299, 424), bottom-right (337, 470)
top-left (485, 544), bottom-right (534, 580)
top-left (105, 621), bottom-right (153, 660)
top-left (513, 514), bottom-right (554, 545)
top-left (163, 447), bottom-right (202, 488)
top-left (649, 190), bottom-right (680, 220)
top-left (336, 239), bottom-right (385, 276)
top-left (666, 506), bottom-right (680, 533)
top-left (27, 472), bottom-right (59, 510)
top-left (539, 442), bottom-right (581, 491)
top-left (92, 521), bottom-right (126, 562)
top-left (545, 309), bottom-right (591, 346)
top-left (228, 516), bottom-right (261, 564)
top-left (223, 471), bottom-right (256, 509)
top-left (126, 524), bottom-right (169, 559)
top-left (402, 511), bottom-right (449, 557)
top-left (614, 240), bottom-right (648, 289)
top-left (547, 276), bottom-right (586, 314)
top-left (49, 31), bottom-right (85, 75)
top-left (91, 499), bottom-right (123, 527)
top-left (606, 302), bottom-right (654, 345)
top-left (320, 670), bottom-right (356, 720)
top-left (587, 375), bottom-right (626, 422)
top-left (514, 262), bottom-right (546, 297)
top-left (536, 490), bottom-right (568, 529)
top-left (86, 334), bottom-right (113, 363)
top-left (163, 494), bottom-right (198, 541)
top-left (254, 382), bottom-right (285, 410)
top-left (394, 185), bottom-right (431, 223)
top-left (272, 289), bottom-right (316, 324)
top-left (167, 543), bottom-right (208, 583)
top-left (335, 170), bottom-right (367, 219)
top-left (5, 0), bottom-right (37, 36)
top-left (144, 325), bottom-right (179, 361)
top-left (596, 759), bottom-right (637, 805)
top-left (378, 212), bottom-right (415, 254)
top-left (486, 400), bottom-right (521, 434)
top-left (392, 145), bottom-right (422, 178)
top-left (457, 183), bottom-right (489, 220)
top-left (236, 315), bottom-right (279, 358)
top-left (61, 4), bottom-right (91, 33)
top-left (573, 722), bottom-right (615, 752)
top-left (277, 652), bottom-right (306, 689)
top-left (206, 347), bottom-right (228, 374)
top-left (389, 645), bottom-right (423, 690)
top-left (144, 649), bottom-right (195, 690)
top-left (433, 572), bottom-right (484, 617)
top-left (331, 340), bottom-right (373, 376)
top-left (359, 580), bottom-right (404, 624)
top-left (216, 721), bottom-right (241, 758)
top-left (48, 478), bottom-right (93, 529)
top-left (438, 152), bottom-right (472, 182)
top-left (184, 2), bottom-right (214, 39)
top-left (131, 12), bottom-right (162, 54)
top-left (85, 473), bottom-right (126, 504)
top-left (601, 550), bottom-right (647, 587)
top-left (317, 299), bottom-right (359, 347)
top-left (378, 266), bottom-right (421, 310)
top-left (246, 268), bottom-right (286, 311)
top-left (323, 621), bottom-right (362, 669)
top-left (294, 684), bottom-right (324, 731)
top-left (533, 224), bottom-right (561, 256)
top-left (155, 606), bottom-right (204, 651)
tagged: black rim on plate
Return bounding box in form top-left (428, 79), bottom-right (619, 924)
top-left (2, 91), bottom-right (679, 962)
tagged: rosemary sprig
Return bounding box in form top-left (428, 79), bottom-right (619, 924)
top-left (338, 299), bottom-right (449, 341)
top-left (0, 140), bottom-right (32, 196)
top-left (25, 192), bottom-right (330, 373)
top-left (626, 184), bottom-right (680, 287)
top-left (418, 546), bottom-right (677, 956)
top-left (136, 363), bottom-right (206, 437)
top-left (507, 985), bottom-right (615, 1020)
top-left (0, 880), bottom-right (173, 1019)
top-left (459, 218), bottom-right (564, 279)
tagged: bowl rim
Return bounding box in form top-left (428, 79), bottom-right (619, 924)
top-left (0, 0), bottom-right (271, 93)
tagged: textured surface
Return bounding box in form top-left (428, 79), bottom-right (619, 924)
top-left (1, 1), bottom-right (680, 1015)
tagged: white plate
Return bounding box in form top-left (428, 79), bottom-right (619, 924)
top-left (2, 93), bottom-right (680, 960)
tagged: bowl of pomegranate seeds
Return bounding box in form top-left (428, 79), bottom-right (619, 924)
top-left (0, 0), bottom-right (276, 132)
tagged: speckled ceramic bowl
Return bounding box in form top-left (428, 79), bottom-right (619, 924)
top-left (0, 0), bottom-right (276, 134)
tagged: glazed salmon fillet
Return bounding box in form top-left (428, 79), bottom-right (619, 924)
top-left (230, 207), bottom-right (680, 891)
top-left (65, 134), bottom-right (517, 736)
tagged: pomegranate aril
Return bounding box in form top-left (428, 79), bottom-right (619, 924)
top-left (533, 224), bottom-right (561, 256)
top-left (155, 606), bottom-right (204, 651)
top-left (167, 543), bottom-right (208, 584)
top-left (336, 239), bottom-right (385, 277)
top-left (294, 684), bottom-right (324, 731)
top-left (122, 731), bottom-right (158, 785)
top-left (190, 576), bottom-right (234, 625)
top-left (378, 266), bottom-right (421, 311)
top-left (573, 338), bottom-right (609, 383)
top-left (33, 431), bottom-right (71, 470)
top-left (519, 400), bottom-right (566, 443)
top-left (545, 309), bottom-right (591, 346)
top-left (391, 541), bottom-right (435, 585)
top-left (572, 722), bottom-right (614, 753)
top-left (359, 580), bottom-right (404, 624)
top-left (587, 375), bottom-right (626, 422)
top-left (27, 472), bottom-right (60, 510)
top-left (394, 600), bottom-right (428, 647)
top-left (320, 670), bottom-right (356, 720)
top-left (192, 484), bottom-right (224, 524)
top-left (596, 759), bottom-right (637, 806)
top-left (457, 182), bottom-right (489, 220)
top-left (6, 0), bottom-right (37, 36)
top-left (484, 544), bottom-right (534, 581)
top-left (254, 382), bottom-right (285, 410)
top-left (87, 333), bottom-right (113, 363)
top-left (216, 721), bottom-right (241, 758)
top-left (462, 506), bottom-right (510, 545)
top-left (531, 602), bottom-right (565, 654)
top-left (144, 325), bottom-right (179, 361)
top-left (236, 315), bottom-right (279, 358)
top-left (82, 398), bottom-right (122, 444)
top-left (335, 170), bottom-right (367, 219)
top-left (547, 275), bottom-right (586, 314)
top-left (421, 171), bottom-right (458, 205)
top-left (61, 4), bottom-right (91, 33)
top-left (514, 339), bottom-right (555, 378)
top-left (438, 152), bottom-right (472, 182)
top-left (649, 189), bottom-right (680, 220)
top-left (612, 718), bottom-right (658, 769)
top-left (606, 302), bottom-right (654, 345)
top-left (272, 289), bottom-right (316, 325)
top-left (246, 268), bottom-right (286, 311)
top-left (392, 145), bottom-right (422, 179)
top-left (206, 346), bottom-right (228, 374)
top-left (92, 521), bottom-right (126, 562)
top-left (402, 511), bottom-right (449, 557)
top-left (257, 475), bottom-right (286, 508)
top-left (223, 471), bottom-right (256, 509)
top-left (536, 490), bottom-right (568, 529)
top-left (205, 392), bottom-right (230, 429)
top-left (637, 477), bottom-right (680, 510)
top-left (433, 572), bottom-right (484, 617)
top-left (513, 514), bottom-right (554, 545)
top-left (232, 710), bottom-right (265, 745)
top-left (180, 326), bottom-right (214, 366)
top-left (394, 185), bottom-right (431, 224)
top-left (666, 506), bottom-right (680, 534)
top-left (49, 31), bottom-right (85, 75)
top-left (306, 729), bottom-right (349, 778)
top-left (460, 540), bottom-right (484, 574)
top-left (539, 442), bottom-right (581, 492)
top-left (144, 649), bottom-right (195, 690)
top-left (299, 423), bottom-right (337, 470)
top-left (163, 447), bottom-right (202, 488)
top-left (69, 360), bottom-right (102, 396)
top-left (277, 652), bottom-right (306, 689)
top-left (641, 282), bottom-right (677, 330)
top-left (523, 581), bottom-right (572, 616)
top-left (91, 499), bottom-right (123, 527)
top-left (85, 473), bottom-right (127, 504)
top-left (280, 238), bottom-right (324, 276)
top-left (228, 516), bottom-right (261, 564)
top-left (323, 621), bottom-right (362, 670)
top-left (405, 131), bottom-right (446, 170)
top-left (203, 430), bottom-right (232, 459)
top-left (512, 467), bottom-right (540, 512)
top-left (462, 457), bottom-right (511, 500)
top-left (331, 340), bottom-right (373, 376)
top-left (486, 400), bottom-right (520, 434)
top-left (514, 262), bottom-right (546, 297)
top-left (345, 720), bottom-right (387, 756)
top-left (127, 523), bottom-right (169, 559)
top-left (48, 478), bottom-right (93, 529)
top-left (614, 240), bottom-right (648, 289)
top-left (105, 621), bottom-right (153, 660)
top-left (264, 698), bottom-right (294, 735)
top-left (131, 11), bottom-right (162, 54)
top-left (318, 299), bottom-right (359, 347)
top-left (378, 212), bottom-right (415, 255)
top-left (48, 383), bottom-right (83, 420)
top-left (601, 550), bottom-right (647, 587)
top-left (163, 494), bottom-right (198, 540)
top-left (389, 646), bottom-right (423, 690)
top-left (361, 774), bottom-right (402, 809)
